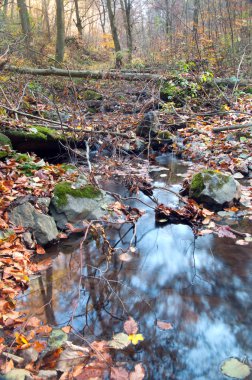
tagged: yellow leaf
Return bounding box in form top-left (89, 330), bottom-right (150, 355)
top-left (128, 334), bottom-right (144, 345)
top-left (14, 332), bottom-right (29, 345)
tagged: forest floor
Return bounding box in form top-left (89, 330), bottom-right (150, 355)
top-left (0, 72), bottom-right (252, 379)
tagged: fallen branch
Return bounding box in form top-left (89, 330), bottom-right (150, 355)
top-left (5, 65), bottom-right (164, 81)
top-left (213, 123), bottom-right (252, 133)
top-left (4, 66), bottom-right (252, 87)
top-left (0, 104), bottom-right (131, 138)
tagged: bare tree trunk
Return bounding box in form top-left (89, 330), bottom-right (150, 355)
top-left (106, 0), bottom-right (122, 68)
top-left (17, 0), bottom-right (32, 46)
top-left (42, 0), bottom-right (51, 40)
top-left (192, 0), bottom-right (200, 38)
top-left (74, 0), bottom-right (83, 37)
top-left (55, 0), bottom-right (65, 63)
top-left (120, 0), bottom-right (133, 63)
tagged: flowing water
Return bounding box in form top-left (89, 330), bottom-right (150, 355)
top-left (17, 155), bottom-right (252, 379)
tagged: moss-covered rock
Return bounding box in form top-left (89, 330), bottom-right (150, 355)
top-left (50, 180), bottom-right (112, 230)
top-left (0, 132), bottom-right (12, 148)
top-left (53, 181), bottom-right (102, 207)
top-left (157, 130), bottom-right (175, 140)
top-left (189, 170), bottom-right (241, 210)
top-left (2, 126), bottom-right (69, 156)
top-left (83, 90), bottom-right (103, 101)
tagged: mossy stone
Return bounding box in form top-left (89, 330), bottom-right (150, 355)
top-left (157, 130), bottom-right (174, 140)
top-left (83, 90), bottom-right (103, 101)
top-left (54, 181), bottom-right (102, 207)
top-left (0, 132), bottom-right (12, 148)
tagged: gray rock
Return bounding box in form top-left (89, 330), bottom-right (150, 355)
top-left (22, 231), bottom-right (35, 249)
top-left (36, 197), bottom-right (51, 213)
top-left (10, 202), bottom-right (58, 245)
top-left (136, 111), bottom-right (159, 138)
top-left (189, 170), bottom-right (241, 210)
top-left (50, 182), bottom-right (113, 229)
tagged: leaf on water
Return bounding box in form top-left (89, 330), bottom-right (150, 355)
top-left (124, 317), bottom-right (138, 335)
top-left (129, 363), bottom-right (145, 380)
top-left (111, 366), bottom-right (129, 380)
top-left (119, 252), bottom-right (133, 262)
top-left (61, 325), bottom-right (71, 334)
top-left (108, 333), bottom-right (131, 349)
top-left (156, 320), bottom-right (173, 330)
top-left (47, 329), bottom-right (68, 350)
top-left (128, 334), bottom-right (144, 345)
top-left (220, 357), bottom-right (251, 379)
top-left (235, 239), bottom-right (249, 246)
top-left (216, 225), bottom-right (236, 239)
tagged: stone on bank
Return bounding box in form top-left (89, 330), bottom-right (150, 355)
top-left (50, 180), bottom-right (113, 229)
top-left (189, 170), bottom-right (241, 210)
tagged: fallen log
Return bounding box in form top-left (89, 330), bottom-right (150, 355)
top-left (4, 66), bottom-right (252, 87)
top-left (4, 65), bottom-right (164, 81)
top-left (213, 123), bottom-right (252, 133)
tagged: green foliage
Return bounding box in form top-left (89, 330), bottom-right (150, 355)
top-left (54, 181), bottom-right (102, 207)
top-left (83, 90), bottom-right (103, 101)
top-left (0, 132), bottom-right (12, 148)
top-left (14, 153), bottom-right (46, 176)
top-left (160, 76), bottom-right (199, 105)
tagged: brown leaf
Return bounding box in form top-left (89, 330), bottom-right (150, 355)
top-left (124, 317), bottom-right (138, 335)
top-left (129, 363), bottom-right (145, 380)
top-left (156, 320), bottom-right (173, 330)
top-left (26, 316), bottom-right (41, 329)
top-left (111, 366), bottom-right (129, 380)
top-left (36, 244), bottom-right (46, 255)
top-left (62, 325), bottom-right (71, 334)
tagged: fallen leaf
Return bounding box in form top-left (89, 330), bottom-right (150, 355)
top-left (129, 363), bottom-right (145, 380)
top-left (235, 239), bottom-right (249, 246)
top-left (124, 317), bottom-right (138, 335)
top-left (36, 244), bottom-right (46, 255)
top-left (108, 333), bottom-right (131, 349)
top-left (221, 357), bottom-right (251, 379)
top-left (128, 334), bottom-right (144, 345)
top-left (111, 366), bottom-right (129, 380)
top-left (156, 320), bottom-right (173, 330)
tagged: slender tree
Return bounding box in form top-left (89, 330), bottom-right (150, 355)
top-left (120, 0), bottom-right (133, 63)
top-left (106, 0), bottom-right (122, 67)
top-left (17, 0), bottom-right (32, 45)
top-left (55, 0), bottom-right (65, 62)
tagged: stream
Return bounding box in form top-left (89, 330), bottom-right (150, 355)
top-left (17, 155), bottom-right (252, 379)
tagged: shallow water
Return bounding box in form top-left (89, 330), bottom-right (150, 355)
top-left (17, 155), bottom-right (252, 379)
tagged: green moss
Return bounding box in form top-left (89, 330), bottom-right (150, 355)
top-left (157, 130), bottom-right (174, 140)
top-left (0, 150), bottom-right (8, 159)
top-left (190, 173), bottom-right (205, 197)
top-left (191, 170), bottom-right (231, 197)
top-left (83, 90), bottom-right (103, 101)
top-left (0, 132), bottom-right (12, 148)
top-left (54, 181), bottom-right (102, 207)
top-left (4, 126), bottom-right (65, 143)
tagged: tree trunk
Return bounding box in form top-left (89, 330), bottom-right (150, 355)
top-left (192, 0), bottom-right (200, 38)
top-left (74, 0), bottom-right (83, 37)
top-left (42, 0), bottom-right (51, 40)
top-left (106, 0), bottom-right (122, 68)
top-left (120, 0), bottom-right (133, 63)
top-left (55, 0), bottom-right (65, 63)
top-left (17, 0), bottom-right (32, 46)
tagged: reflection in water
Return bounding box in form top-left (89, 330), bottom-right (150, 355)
top-left (17, 155), bottom-right (252, 379)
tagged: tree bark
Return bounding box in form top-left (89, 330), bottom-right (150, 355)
top-left (74, 0), bottom-right (83, 37)
top-left (55, 0), bottom-right (65, 63)
top-left (120, 0), bottom-right (133, 63)
top-left (4, 65), bottom-right (164, 80)
top-left (106, 0), bottom-right (122, 68)
top-left (17, 0), bottom-right (32, 46)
